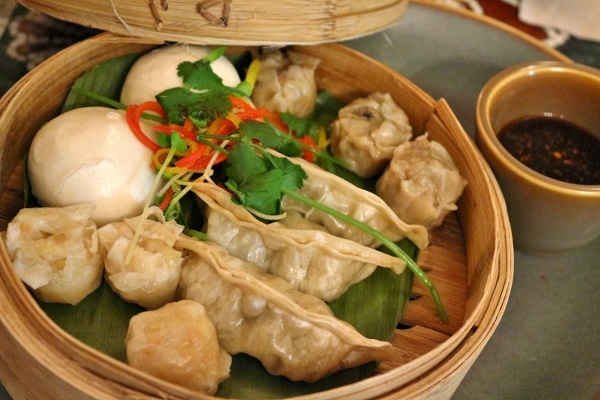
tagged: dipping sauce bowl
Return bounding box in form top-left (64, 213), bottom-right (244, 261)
top-left (476, 61), bottom-right (600, 254)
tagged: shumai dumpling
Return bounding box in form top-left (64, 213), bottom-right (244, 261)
top-left (251, 49), bottom-right (320, 118)
top-left (98, 207), bottom-right (184, 309)
top-left (376, 134), bottom-right (467, 230)
top-left (125, 300), bottom-right (231, 395)
top-left (4, 203), bottom-right (103, 305)
top-left (330, 92), bottom-right (413, 178)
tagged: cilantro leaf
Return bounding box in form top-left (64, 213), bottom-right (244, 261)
top-left (280, 113), bottom-right (320, 140)
top-left (263, 152), bottom-right (307, 192)
top-left (225, 142), bottom-right (306, 216)
top-left (240, 120), bottom-right (302, 157)
top-left (226, 141), bottom-right (268, 183)
top-left (156, 87), bottom-right (231, 125)
top-left (226, 169), bottom-right (285, 215)
top-left (178, 60), bottom-right (225, 91)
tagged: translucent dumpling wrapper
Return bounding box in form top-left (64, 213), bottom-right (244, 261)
top-left (330, 92), bottom-right (413, 178)
top-left (275, 152), bottom-right (429, 250)
top-left (194, 182), bottom-right (405, 301)
top-left (176, 236), bottom-right (395, 383)
top-left (250, 49), bottom-right (320, 118)
top-left (4, 203), bottom-right (103, 305)
top-left (376, 134), bottom-right (468, 230)
top-left (125, 299), bottom-right (231, 395)
top-left (98, 207), bottom-right (185, 310)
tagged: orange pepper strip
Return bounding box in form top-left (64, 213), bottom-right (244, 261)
top-left (126, 101), bottom-right (166, 153)
top-left (158, 187), bottom-right (175, 211)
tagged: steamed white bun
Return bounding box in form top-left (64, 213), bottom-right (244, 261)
top-left (120, 44), bottom-right (241, 105)
top-left (28, 107), bottom-right (156, 226)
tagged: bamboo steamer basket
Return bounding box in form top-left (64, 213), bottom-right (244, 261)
top-left (17, 0), bottom-right (409, 45)
top-left (0, 31), bottom-right (513, 399)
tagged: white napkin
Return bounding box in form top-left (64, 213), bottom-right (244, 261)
top-left (519, 0), bottom-right (600, 42)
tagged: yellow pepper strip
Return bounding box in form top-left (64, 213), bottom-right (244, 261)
top-left (244, 58), bottom-right (261, 92)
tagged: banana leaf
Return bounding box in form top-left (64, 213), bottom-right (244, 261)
top-left (37, 52), bottom-right (417, 398)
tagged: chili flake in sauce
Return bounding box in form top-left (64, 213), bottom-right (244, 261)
top-left (497, 116), bottom-right (600, 185)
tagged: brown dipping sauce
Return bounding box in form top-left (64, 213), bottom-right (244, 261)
top-left (497, 116), bottom-right (600, 185)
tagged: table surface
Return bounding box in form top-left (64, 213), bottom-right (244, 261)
top-left (1, 1), bottom-right (599, 399)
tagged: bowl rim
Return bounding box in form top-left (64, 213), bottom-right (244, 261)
top-left (476, 60), bottom-right (600, 194)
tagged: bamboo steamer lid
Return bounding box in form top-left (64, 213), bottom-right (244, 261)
top-left (18, 0), bottom-right (409, 45)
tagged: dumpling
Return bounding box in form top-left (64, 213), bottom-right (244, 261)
top-left (98, 207), bottom-right (185, 309)
top-left (4, 203), bottom-right (103, 305)
top-left (250, 49), bottom-right (320, 118)
top-left (177, 236), bottom-right (395, 382)
top-left (195, 182), bottom-right (405, 301)
top-left (330, 92), bottom-right (413, 178)
top-left (275, 152), bottom-right (429, 250)
top-left (376, 134), bottom-right (467, 230)
top-left (125, 300), bottom-right (231, 395)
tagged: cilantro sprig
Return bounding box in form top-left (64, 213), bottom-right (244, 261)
top-left (225, 142), bottom-right (306, 216)
top-left (223, 141), bottom-right (447, 322)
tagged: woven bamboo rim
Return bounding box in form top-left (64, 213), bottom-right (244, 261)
top-left (0, 33), bottom-right (513, 399)
top-left (18, 0), bottom-right (408, 45)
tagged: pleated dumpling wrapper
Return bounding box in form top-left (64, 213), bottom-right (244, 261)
top-left (194, 182), bottom-right (405, 302)
top-left (4, 203), bottom-right (103, 305)
top-left (376, 134), bottom-right (467, 230)
top-left (177, 236), bottom-right (396, 383)
top-left (276, 152), bottom-right (429, 249)
top-left (98, 207), bottom-right (185, 310)
top-left (330, 92), bottom-right (413, 179)
top-left (125, 299), bottom-right (231, 395)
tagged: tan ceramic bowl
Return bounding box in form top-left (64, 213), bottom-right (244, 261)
top-left (476, 61), bottom-right (600, 254)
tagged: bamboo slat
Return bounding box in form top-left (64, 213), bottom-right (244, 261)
top-left (18, 0), bottom-right (409, 45)
top-left (0, 33), bottom-right (513, 400)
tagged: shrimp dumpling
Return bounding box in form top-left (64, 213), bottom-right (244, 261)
top-left (330, 92), bottom-right (413, 178)
top-left (251, 49), bottom-right (320, 118)
top-left (4, 204), bottom-right (103, 305)
top-left (98, 207), bottom-right (185, 310)
top-left (125, 300), bottom-right (231, 395)
top-left (376, 135), bottom-right (467, 230)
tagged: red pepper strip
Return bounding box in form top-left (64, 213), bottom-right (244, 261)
top-left (228, 95), bottom-right (290, 132)
top-left (236, 108), bottom-right (267, 121)
top-left (260, 109), bottom-right (289, 133)
top-left (126, 101), bottom-right (165, 152)
top-left (158, 186), bottom-right (175, 211)
top-left (229, 95), bottom-right (254, 112)
top-left (182, 117), bottom-right (195, 131)
top-left (153, 124), bottom-right (197, 140)
top-left (189, 151), bottom-right (229, 171)
top-left (214, 118), bottom-right (237, 136)
top-left (175, 144), bottom-right (211, 168)
top-left (297, 135), bottom-right (317, 163)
